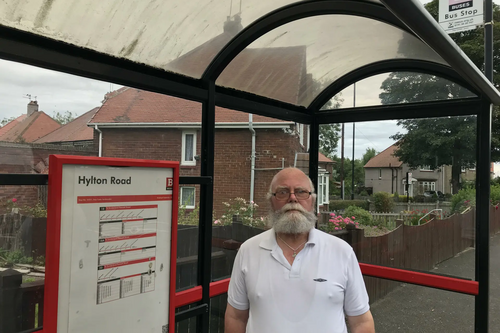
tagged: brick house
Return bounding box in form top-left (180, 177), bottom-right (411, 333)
top-left (0, 101), bottom-right (60, 143)
top-left (0, 103), bottom-right (97, 212)
top-left (87, 87), bottom-right (330, 218)
top-left (364, 144), bottom-right (480, 196)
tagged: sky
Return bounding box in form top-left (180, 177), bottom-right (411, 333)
top-left (0, 0), bottom-right (497, 174)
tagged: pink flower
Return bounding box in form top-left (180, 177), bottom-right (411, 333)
top-left (330, 213), bottom-right (336, 217)
top-left (351, 216), bottom-right (355, 220)
top-left (335, 227), bottom-right (339, 230)
top-left (12, 198), bottom-right (17, 203)
top-left (214, 220), bottom-right (220, 224)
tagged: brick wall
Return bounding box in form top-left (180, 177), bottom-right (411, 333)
top-left (0, 142), bottom-right (97, 212)
top-left (98, 127), bottom-right (305, 219)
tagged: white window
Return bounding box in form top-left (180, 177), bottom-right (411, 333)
top-left (298, 124), bottom-right (304, 146)
top-left (317, 173), bottom-right (329, 208)
top-left (182, 131), bottom-right (196, 166)
top-left (420, 165), bottom-right (432, 171)
top-left (421, 181), bottom-right (436, 191)
top-left (180, 187), bottom-right (195, 209)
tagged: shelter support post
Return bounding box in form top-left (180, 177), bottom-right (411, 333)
top-left (197, 80), bottom-right (216, 333)
top-left (475, 99), bottom-right (491, 333)
top-left (309, 118), bottom-right (319, 212)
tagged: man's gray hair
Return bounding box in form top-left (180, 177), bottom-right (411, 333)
top-left (266, 167), bottom-right (317, 203)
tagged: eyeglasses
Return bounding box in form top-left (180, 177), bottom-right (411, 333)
top-left (272, 189), bottom-right (311, 201)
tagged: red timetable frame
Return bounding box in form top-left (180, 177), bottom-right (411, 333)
top-left (44, 155), bottom-right (179, 333)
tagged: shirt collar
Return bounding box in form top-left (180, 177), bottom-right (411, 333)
top-left (259, 227), bottom-right (319, 251)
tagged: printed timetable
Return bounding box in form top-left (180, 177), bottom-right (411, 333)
top-left (96, 204), bottom-right (158, 304)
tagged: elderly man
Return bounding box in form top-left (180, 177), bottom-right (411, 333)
top-left (225, 167), bottom-right (375, 333)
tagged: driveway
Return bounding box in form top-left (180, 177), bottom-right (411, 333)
top-left (370, 233), bottom-right (500, 333)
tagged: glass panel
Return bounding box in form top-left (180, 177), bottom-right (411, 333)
top-left (174, 305), bottom-right (197, 333)
top-left (209, 294), bottom-right (228, 333)
top-left (322, 116), bottom-right (477, 280)
top-left (0, 185), bottom-right (47, 332)
top-left (217, 15), bottom-right (447, 106)
top-left (0, 0), bottom-right (299, 78)
top-left (370, 277), bottom-right (474, 332)
top-left (324, 72), bottom-right (476, 110)
top-left (491, 233), bottom-right (500, 330)
top-left (212, 110), bottom-right (309, 281)
top-left (177, 186), bottom-right (200, 291)
top-left (91, 88), bottom-right (202, 177)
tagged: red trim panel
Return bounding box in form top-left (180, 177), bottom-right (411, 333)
top-left (77, 195), bottom-right (171, 204)
top-left (173, 279), bottom-right (230, 309)
top-left (175, 286), bottom-right (203, 308)
top-left (210, 279), bottom-right (230, 298)
top-left (360, 263), bottom-right (479, 295)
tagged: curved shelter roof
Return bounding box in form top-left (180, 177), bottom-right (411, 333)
top-left (0, 0), bottom-right (498, 112)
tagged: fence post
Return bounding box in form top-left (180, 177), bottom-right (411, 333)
top-left (0, 269), bottom-right (23, 332)
top-left (396, 219), bottom-right (404, 228)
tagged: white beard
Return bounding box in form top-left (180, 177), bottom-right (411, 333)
top-left (268, 203), bottom-right (317, 234)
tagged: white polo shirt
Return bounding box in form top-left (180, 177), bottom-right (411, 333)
top-left (227, 228), bottom-right (370, 333)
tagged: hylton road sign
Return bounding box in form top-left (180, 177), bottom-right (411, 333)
top-left (438, 0), bottom-right (483, 34)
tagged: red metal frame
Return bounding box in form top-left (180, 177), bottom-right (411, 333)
top-left (173, 265), bottom-right (479, 311)
top-left (359, 263), bottom-right (479, 295)
top-left (44, 155), bottom-right (179, 333)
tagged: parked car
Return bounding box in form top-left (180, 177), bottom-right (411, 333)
top-left (423, 190), bottom-right (444, 200)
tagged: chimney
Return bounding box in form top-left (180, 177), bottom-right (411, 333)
top-left (223, 14), bottom-right (243, 36)
top-left (27, 101), bottom-right (38, 116)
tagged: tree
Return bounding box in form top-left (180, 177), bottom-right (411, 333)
top-left (52, 111), bottom-right (76, 125)
top-left (319, 124), bottom-right (341, 158)
top-left (362, 148), bottom-right (377, 166)
top-left (1, 117), bottom-right (15, 126)
top-left (379, 0), bottom-right (500, 193)
top-left (390, 117), bottom-right (476, 193)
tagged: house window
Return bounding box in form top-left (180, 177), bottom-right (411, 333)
top-left (420, 181), bottom-right (436, 191)
top-left (420, 165), bottom-right (432, 171)
top-left (182, 131), bottom-right (196, 166)
top-left (180, 187), bottom-right (195, 209)
top-left (379, 169), bottom-right (382, 179)
top-left (317, 174), bottom-right (329, 206)
top-left (461, 166), bottom-right (467, 173)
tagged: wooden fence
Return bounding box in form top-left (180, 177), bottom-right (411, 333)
top-left (2, 208), bottom-right (500, 333)
top-left (0, 214), bottom-right (46, 258)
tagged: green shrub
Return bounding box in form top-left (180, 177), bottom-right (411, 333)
top-left (329, 200), bottom-right (369, 211)
top-left (392, 192), bottom-right (400, 202)
top-left (373, 192), bottom-right (394, 212)
top-left (343, 206), bottom-right (373, 226)
top-left (451, 188), bottom-right (476, 213)
top-left (491, 184), bottom-right (500, 205)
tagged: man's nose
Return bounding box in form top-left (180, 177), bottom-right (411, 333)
top-left (288, 192), bottom-right (299, 203)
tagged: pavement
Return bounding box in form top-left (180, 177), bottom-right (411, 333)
top-left (370, 233), bottom-right (500, 333)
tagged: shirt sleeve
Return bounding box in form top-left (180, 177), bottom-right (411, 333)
top-left (227, 247), bottom-right (249, 311)
top-left (344, 250), bottom-right (370, 317)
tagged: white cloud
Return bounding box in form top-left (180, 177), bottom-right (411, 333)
top-left (0, 59), bottom-right (120, 120)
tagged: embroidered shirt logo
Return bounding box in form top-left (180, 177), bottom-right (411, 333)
top-left (313, 278), bottom-right (327, 282)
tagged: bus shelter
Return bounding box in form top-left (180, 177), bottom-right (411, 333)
top-left (0, 0), bottom-right (498, 332)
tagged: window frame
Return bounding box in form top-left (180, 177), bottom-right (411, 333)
top-left (181, 130), bottom-right (197, 166)
top-left (180, 186), bottom-right (196, 209)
